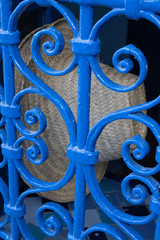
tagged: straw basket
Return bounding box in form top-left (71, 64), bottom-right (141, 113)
top-left (15, 18), bottom-right (147, 202)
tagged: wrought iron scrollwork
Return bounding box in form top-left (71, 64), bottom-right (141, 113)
top-left (0, 0), bottom-right (160, 239)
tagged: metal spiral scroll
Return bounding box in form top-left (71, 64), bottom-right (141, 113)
top-left (0, 0), bottom-right (160, 239)
top-left (12, 88), bottom-right (76, 190)
top-left (31, 26), bottom-right (78, 75)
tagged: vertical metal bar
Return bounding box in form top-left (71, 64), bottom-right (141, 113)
top-left (1, 0), bottom-right (20, 239)
top-left (73, 5), bottom-right (94, 240)
top-left (2, 47), bottom-right (20, 240)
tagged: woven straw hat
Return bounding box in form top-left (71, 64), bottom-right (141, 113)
top-left (15, 18), bottom-right (147, 202)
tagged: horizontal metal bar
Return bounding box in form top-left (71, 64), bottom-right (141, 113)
top-left (58, 0), bottom-right (160, 14)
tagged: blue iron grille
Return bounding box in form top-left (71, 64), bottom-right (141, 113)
top-left (0, 0), bottom-right (160, 239)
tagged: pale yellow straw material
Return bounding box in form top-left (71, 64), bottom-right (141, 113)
top-left (15, 18), bottom-right (147, 202)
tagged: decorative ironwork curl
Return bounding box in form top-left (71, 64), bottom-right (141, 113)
top-left (122, 133), bottom-right (160, 176)
top-left (83, 164), bottom-right (155, 238)
top-left (36, 202), bottom-right (73, 238)
top-left (8, 0), bottom-right (79, 76)
top-left (15, 201), bottom-right (74, 240)
top-left (14, 158), bottom-right (75, 194)
top-left (89, 9), bottom-right (148, 92)
top-left (9, 0), bottom-right (79, 36)
top-left (89, 44), bottom-right (148, 92)
top-left (12, 85), bottom-right (77, 143)
top-left (80, 223), bottom-right (127, 240)
top-left (12, 87), bottom-right (76, 189)
top-left (121, 173), bottom-right (159, 205)
top-left (84, 165), bottom-right (156, 225)
top-left (86, 96), bottom-right (160, 153)
top-left (10, 60), bottom-right (77, 144)
top-left (15, 136), bottom-right (49, 165)
top-left (13, 105), bottom-right (47, 138)
top-left (84, 107), bottom-right (160, 239)
top-left (31, 26), bottom-right (78, 75)
top-left (121, 113), bottom-right (160, 176)
top-left (14, 136), bottom-right (75, 191)
top-left (15, 187), bottom-right (74, 239)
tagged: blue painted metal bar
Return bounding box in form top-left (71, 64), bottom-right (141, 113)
top-left (58, 0), bottom-right (160, 15)
top-left (1, 0), bottom-right (20, 239)
top-left (73, 6), bottom-right (94, 239)
top-left (0, 0), bottom-right (160, 239)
